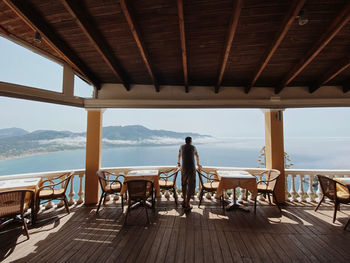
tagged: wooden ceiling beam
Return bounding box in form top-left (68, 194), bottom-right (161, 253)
top-left (177, 0), bottom-right (189, 93)
top-left (61, 0), bottom-right (130, 91)
top-left (246, 0), bottom-right (306, 94)
top-left (215, 0), bottom-right (242, 94)
top-left (309, 57), bottom-right (350, 93)
top-left (276, 2), bottom-right (350, 94)
top-left (343, 81), bottom-right (350, 93)
top-left (120, 0), bottom-right (159, 92)
top-left (3, 0), bottom-right (101, 89)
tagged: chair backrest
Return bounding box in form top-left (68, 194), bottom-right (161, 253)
top-left (159, 168), bottom-right (179, 182)
top-left (125, 180), bottom-right (152, 200)
top-left (317, 175), bottom-right (337, 200)
top-left (0, 190), bottom-right (30, 217)
top-left (266, 169), bottom-right (280, 190)
top-left (197, 169), bottom-right (217, 187)
top-left (97, 170), bottom-right (107, 189)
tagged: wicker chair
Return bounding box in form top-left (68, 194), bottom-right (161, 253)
top-left (197, 169), bottom-right (224, 211)
top-left (96, 170), bottom-right (124, 214)
top-left (254, 169), bottom-right (281, 213)
top-left (36, 172), bottom-right (74, 220)
top-left (0, 189), bottom-right (34, 239)
top-left (159, 168), bottom-right (180, 206)
top-left (124, 180), bottom-right (154, 225)
top-left (315, 175), bottom-right (350, 223)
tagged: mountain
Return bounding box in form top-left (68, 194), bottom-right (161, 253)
top-left (0, 128), bottom-right (29, 139)
top-left (0, 125), bottom-right (212, 160)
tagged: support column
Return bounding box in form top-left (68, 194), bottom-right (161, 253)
top-left (264, 109), bottom-right (285, 202)
top-left (85, 109), bottom-right (103, 204)
top-left (62, 63), bottom-right (74, 97)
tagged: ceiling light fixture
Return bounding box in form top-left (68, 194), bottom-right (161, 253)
top-left (34, 31), bottom-right (42, 43)
top-left (296, 9), bottom-right (309, 26)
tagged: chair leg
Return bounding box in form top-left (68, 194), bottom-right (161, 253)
top-left (254, 197), bottom-right (257, 214)
top-left (221, 196), bottom-right (225, 214)
top-left (173, 188), bottom-right (178, 206)
top-left (344, 217), bottom-right (350, 230)
top-left (63, 196), bottom-right (70, 214)
top-left (198, 190), bottom-right (204, 208)
top-left (121, 194), bottom-right (124, 212)
top-left (333, 201), bottom-right (338, 223)
top-left (125, 205), bottom-right (130, 225)
top-left (144, 203), bottom-right (150, 224)
top-left (22, 215), bottom-right (30, 239)
top-left (272, 192), bottom-right (281, 212)
top-left (96, 192), bottom-right (105, 214)
top-left (315, 195), bottom-right (324, 212)
top-left (267, 193), bottom-right (272, 204)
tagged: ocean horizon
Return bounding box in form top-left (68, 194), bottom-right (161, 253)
top-left (1, 137), bottom-right (350, 176)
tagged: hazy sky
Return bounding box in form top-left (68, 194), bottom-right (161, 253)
top-left (1, 36), bottom-right (350, 138)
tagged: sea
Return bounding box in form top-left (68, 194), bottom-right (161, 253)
top-left (1, 137), bottom-right (350, 196)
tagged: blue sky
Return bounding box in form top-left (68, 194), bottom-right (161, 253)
top-left (1, 36), bottom-right (350, 138)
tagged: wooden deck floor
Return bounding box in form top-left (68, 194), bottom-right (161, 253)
top-left (1, 198), bottom-right (350, 263)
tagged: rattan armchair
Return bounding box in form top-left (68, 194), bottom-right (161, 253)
top-left (315, 175), bottom-right (350, 223)
top-left (159, 167), bottom-right (180, 206)
top-left (0, 189), bottom-right (34, 239)
top-left (36, 172), bottom-right (74, 220)
top-left (96, 170), bottom-right (125, 214)
top-left (124, 179), bottom-right (154, 225)
top-left (197, 169), bottom-right (224, 211)
top-left (254, 170), bottom-right (281, 213)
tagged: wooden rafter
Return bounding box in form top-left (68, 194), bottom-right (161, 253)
top-left (309, 57), bottom-right (350, 93)
top-left (246, 0), bottom-right (306, 93)
top-left (276, 2), bottom-right (350, 94)
top-left (177, 0), bottom-right (188, 93)
top-left (3, 0), bottom-right (100, 89)
top-left (120, 0), bottom-right (159, 92)
top-left (215, 0), bottom-right (242, 94)
top-left (61, 0), bottom-right (130, 91)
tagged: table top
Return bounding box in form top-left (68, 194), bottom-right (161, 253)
top-left (217, 170), bottom-right (254, 179)
top-left (127, 170), bottom-right (159, 177)
top-left (0, 177), bottom-right (41, 190)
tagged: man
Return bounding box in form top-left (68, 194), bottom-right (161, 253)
top-left (178, 137), bottom-right (201, 211)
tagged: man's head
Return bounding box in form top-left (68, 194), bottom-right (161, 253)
top-left (185, 137), bottom-right (192, 144)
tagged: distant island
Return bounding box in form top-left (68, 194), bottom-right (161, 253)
top-left (0, 126), bottom-right (213, 160)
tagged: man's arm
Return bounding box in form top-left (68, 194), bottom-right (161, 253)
top-left (177, 150), bottom-right (181, 167)
top-left (195, 152), bottom-right (202, 169)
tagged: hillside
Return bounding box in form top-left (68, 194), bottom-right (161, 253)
top-left (0, 125), bottom-right (211, 160)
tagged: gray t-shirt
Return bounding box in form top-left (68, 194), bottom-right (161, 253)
top-left (179, 144), bottom-right (198, 171)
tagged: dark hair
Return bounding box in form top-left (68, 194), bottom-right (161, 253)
top-left (185, 137), bottom-right (192, 144)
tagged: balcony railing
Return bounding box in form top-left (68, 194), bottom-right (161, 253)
top-left (1, 166), bottom-right (350, 210)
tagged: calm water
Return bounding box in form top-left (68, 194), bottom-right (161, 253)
top-left (1, 138), bottom-right (350, 194)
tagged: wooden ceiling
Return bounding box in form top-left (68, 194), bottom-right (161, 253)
top-left (1, 0), bottom-right (350, 94)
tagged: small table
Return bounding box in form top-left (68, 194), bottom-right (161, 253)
top-left (216, 170), bottom-right (257, 212)
top-left (121, 170), bottom-right (160, 198)
top-left (0, 177), bottom-right (42, 224)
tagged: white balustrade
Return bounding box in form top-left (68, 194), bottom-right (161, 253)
top-left (307, 174), bottom-right (315, 202)
top-left (298, 174), bottom-right (305, 202)
top-left (68, 174), bottom-right (75, 205)
top-left (77, 173), bottom-right (84, 204)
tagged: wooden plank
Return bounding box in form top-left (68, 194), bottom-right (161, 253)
top-left (177, 0), bottom-right (189, 93)
top-left (215, 0), bottom-right (242, 94)
top-left (61, 0), bottom-right (130, 91)
top-left (120, 0), bottom-right (159, 92)
top-left (246, 0), bottom-right (306, 93)
top-left (3, 0), bottom-right (100, 88)
top-left (276, 1), bottom-right (350, 94)
top-left (309, 58), bottom-right (350, 93)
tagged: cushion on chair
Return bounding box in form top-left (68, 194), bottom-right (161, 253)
top-left (337, 190), bottom-right (350, 201)
top-left (203, 181), bottom-right (219, 190)
top-left (159, 180), bottom-right (174, 188)
top-left (257, 183), bottom-right (274, 191)
top-left (104, 184), bottom-right (121, 193)
top-left (39, 188), bottom-right (65, 198)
